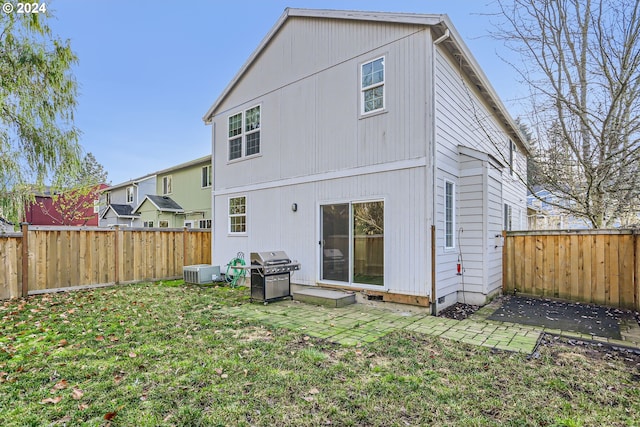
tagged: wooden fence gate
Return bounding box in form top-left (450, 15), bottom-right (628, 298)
top-left (503, 229), bottom-right (639, 310)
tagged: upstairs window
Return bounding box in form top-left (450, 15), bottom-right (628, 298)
top-left (361, 57), bottom-right (385, 114)
top-left (162, 176), bottom-right (172, 195)
top-left (126, 186), bottom-right (134, 204)
top-left (228, 106), bottom-right (261, 161)
top-left (201, 165), bottom-right (212, 188)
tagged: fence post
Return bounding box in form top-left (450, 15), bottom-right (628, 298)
top-left (502, 230), bottom-right (508, 293)
top-left (20, 222), bottom-right (29, 298)
top-left (113, 225), bottom-right (120, 284)
top-left (183, 226), bottom-right (188, 267)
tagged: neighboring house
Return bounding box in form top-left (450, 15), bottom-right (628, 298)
top-left (202, 9), bottom-right (529, 310)
top-left (23, 184), bottom-right (108, 226)
top-left (99, 175), bottom-right (156, 227)
top-left (0, 217), bottom-right (13, 233)
top-left (135, 156), bottom-right (212, 228)
top-left (527, 189), bottom-right (589, 230)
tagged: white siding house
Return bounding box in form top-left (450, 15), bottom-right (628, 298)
top-left (203, 8), bottom-right (528, 311)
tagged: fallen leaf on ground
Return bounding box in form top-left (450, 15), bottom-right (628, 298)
top-left (95, 335), bottom-right (105, 341)
top-left (52, 379), bottom-right (69, 390)
top-left (104, 411), bottom-right (117, 420)
top-left (309, 388), bottom-right (320, 395)
top-left (78, 403), bottom-right (89, 411)
top-left (71, 388), bottom-right (84, 400)
top-left (128, 352), bottom-right (137, 358)
top-left (41, 396), bottom-right (63, 404)
top-left (302, 396), bottom-right (314, 402)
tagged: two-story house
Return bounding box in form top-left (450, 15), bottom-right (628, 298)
top-left (99, 174), bottom-right (156, 227)
top-left (134, 156), bottom-right (212, 228)
top-left (203, 9), bottom-right (529, 311)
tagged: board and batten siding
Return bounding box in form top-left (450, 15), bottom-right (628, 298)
top-left (211, 17), bottom-right (430, 193)
top-left (213, 167), bottom-right (429, 297)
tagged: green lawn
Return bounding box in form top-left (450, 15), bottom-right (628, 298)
top-left (1, 282), bottom-right (638, 426)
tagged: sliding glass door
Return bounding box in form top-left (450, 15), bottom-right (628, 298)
top-left (321, 201), bottom-right (384, 286)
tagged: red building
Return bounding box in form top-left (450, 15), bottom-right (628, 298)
top-left (24, 184), bottom-right (108, 226)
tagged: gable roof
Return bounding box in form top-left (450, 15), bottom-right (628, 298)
top-left (135, 195), bottom-right (184, 213)
top-left (202, 7), bottom-right (529, 154)
top-left (100, 204), bottom-right (139, 219)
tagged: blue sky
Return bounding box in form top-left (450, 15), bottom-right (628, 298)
top-left (48, 0), bottom-right (525, 185)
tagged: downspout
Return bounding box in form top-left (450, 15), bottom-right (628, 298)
top-left (430, 27), bottom-right (450, 316)
top-left (211, 122), bottom-right (216, 265)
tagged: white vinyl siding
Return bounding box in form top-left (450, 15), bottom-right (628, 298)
top-left (361, 56), bottom-right (385, 114)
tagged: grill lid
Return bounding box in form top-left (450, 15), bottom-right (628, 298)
top-left (251, 251), bottom-right (292, 266)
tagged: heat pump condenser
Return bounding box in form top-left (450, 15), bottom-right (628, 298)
top-left (183, 264), bottom-right (221, 284)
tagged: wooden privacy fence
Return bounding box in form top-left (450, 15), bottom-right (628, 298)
top-left (503, 229), bottom-right (640, 310)
top-left (0, 225), bottom-right (211, 300)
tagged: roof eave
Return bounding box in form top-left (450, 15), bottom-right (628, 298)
top-left (202, 8), bottom-right (443, 124)
top-left (435, 16), bottom-right (531, 154)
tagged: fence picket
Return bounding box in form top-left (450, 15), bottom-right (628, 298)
top-left (0, 228), bottom-right (211, 299)
top-left (505, 230), bottom-right (639, 310)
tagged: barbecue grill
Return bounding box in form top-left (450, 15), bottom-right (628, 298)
top-left (250, 251), bottom-right (300, 303)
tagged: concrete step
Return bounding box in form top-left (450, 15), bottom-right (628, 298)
top-left (293, 288), bottom-right (356, 308)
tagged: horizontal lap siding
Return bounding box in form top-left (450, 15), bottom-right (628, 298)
top-left (504, 231), bottom-right (639, 310)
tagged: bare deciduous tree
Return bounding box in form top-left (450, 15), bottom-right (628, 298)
top-left (496, 0), bottom-right (640, 228)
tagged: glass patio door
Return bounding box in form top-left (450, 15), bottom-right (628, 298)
top-left (321, 201), bottom-right (384, 286)
top-left (321, 204), bottom-right (349, 282)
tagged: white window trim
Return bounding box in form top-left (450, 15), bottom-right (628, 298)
top-left (201, 165), bottom-right (212, 188)
top-left (199, 219), bottom-right (212, 229)
top-left (228, 195), bottom-right (247, 235)
top-left (162, 175), bottom-right (172, 195)
top-left (159, 220), bottom-right (169, 228)
top-left (227, 105), bottom-right (261, 163)
top-left (360, 56), bottom-right (386, 116)
top-left (126, 186), bottom-right (134, 204)
top-left (444, 180), bottom-right (455, 250)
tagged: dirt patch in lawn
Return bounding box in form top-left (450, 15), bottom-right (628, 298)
top-left (437, 303), bottom-right (480, 320)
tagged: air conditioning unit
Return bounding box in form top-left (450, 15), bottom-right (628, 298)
top-left (183, 264), bottom-right (221, 284)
